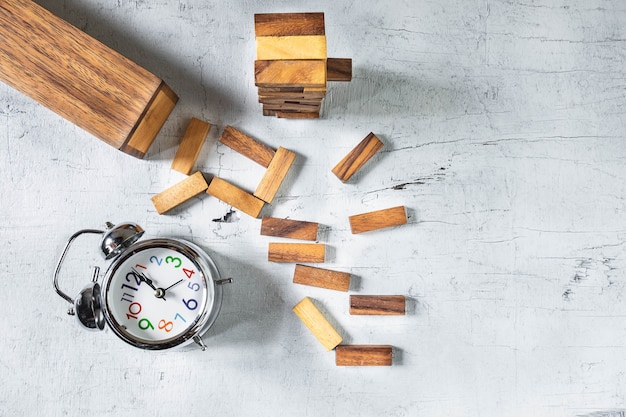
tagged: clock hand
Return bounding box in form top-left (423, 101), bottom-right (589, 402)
top-left (163, 279), bottom-right (184, 293)
top-left (131, 268), bottom-right (166, 301)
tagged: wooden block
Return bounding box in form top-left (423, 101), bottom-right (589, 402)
top-left (293, 264), bottom-right (351, 292)
top-left (349, 295), bottom-right (406, 315)
top-left (171, 118), bottom-right (212, 175)
top-left (335, 345), bottom-right (393, 366)
top-left (268, 243), bottom-right (325, 263)
top-left (260, 217), bottom-right (319, 241)
top-left (262, 102), bottom-right (321, 113)
top-left (349, 206), bottom-right (407, 234)
top-left (256, 35), bottom-right (327, 60)
top-left (275, 111), bottom-right (320, 119)
top-left (292, 297), bottom-right (342, 351)
top-left (332, 132), bottom-right (384, 182)
top-left (219, 125), bottom-right (276, 168)
top-left (151, 172), bottom-right (208, 215)
top-left (254, 13), bottom-right (325, 37)
top-left (0, 0), bottom-right (177, 159)
top-left (327, 58), bottom-right (353, 82)
top-left (206, 176), bottom-right (265, 218)
top-left (255, 60), bottom-right (327, 88)
top-left (254, 147), bottom-right (296, 203)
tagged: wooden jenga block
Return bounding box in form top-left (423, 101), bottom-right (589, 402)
top-left (332, 132), bottom-right (384, 182)
top-left (260, 217), bottom-right (319, 241)
top-left (219, 125), bottom-right (276, 168)
top-left (335, 345), bottom-right (393, 366)
top-left (293, 297), bottom-right (342, 351)
top-left (349, 295), bottom-right (406, 315)
top-left (254, 13), bottom-right (325, 37)
top-left (256, 35), bottom-right (327, 60)
top-left (254, 147), bottom-right (297, 203)
top-left (171, 118), bottom-right (212, 175)
top-left (293, 264), bottom-right (351, 292)
top-left (151, 172), bottom-right (208, 215)
top-left (275, 111), bottom-right (320, 119)
top-left (255, 60), bottom-right (327, 88)
top-left (268, 243), bottom-right (325, 263)
top-left (206, 176), bottom-right (265, 218)
top-left (327, 58), bottom-right (353, 82)
top-left (0, 0), bottom-right (177, 159)
top-left (349, 206), bottom-right (407, 234)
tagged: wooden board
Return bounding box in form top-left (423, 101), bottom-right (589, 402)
top-left (151, 172), bottom-right (208, 214)
top-left (256, 35), bottom-right (327, 60)
top-left (0, 0), bottom-right (177, 159)
top-left (292, 297), bottom-right (342, 351)
top-left (260, 217), bottom-right (319, 241)
top-left (219, 125), bottom-right (276, 168)
top-left (349, 206), bottom-right (407, 234)
top-left (268, 243), bottom-right (325, 263)
top-left (332, 132), bottom-right (384, 182)
top-left (293, 264), bottom-right (351, 292)
top-left (171, 118), bottom-right (212, 175)
top-left (206, 176), bottom-right (265, 218)
top-left (254, 147), bottom-right (296, 203)
top-left (327, 58), bottom-right (353, 82)
top-left (254, 13), bottom-right (325, 37)
top-left (255, 60), bottom-right (327, 88)
top-left (349, 295), bottom-right (406, 315)
top-left (335, 345), bottom-right (393, 366)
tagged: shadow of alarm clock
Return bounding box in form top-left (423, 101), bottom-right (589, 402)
top-left (53, 222), bottom-right (232, 351)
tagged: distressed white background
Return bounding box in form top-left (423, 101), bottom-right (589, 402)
top-left (1, 0), bottom-right (625, 416)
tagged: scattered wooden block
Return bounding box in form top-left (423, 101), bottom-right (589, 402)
top-left (349, 295), bottom-right (406, 315)
top-left (335, 345), bottom-right (393, 366)
top-left (256, 35), bottom-right (327, 60)
top-left (171, 118), bottom-right (212, 175)
top-left (219, 125), bottom-right (276, 168)
top-left (260, 217), bottom-right (319, 241)
top-left (151, 172), bottom-right (208, 214)
top-left (349, 206), bottom-right (407, 234)
top-left (293, 297), bottom-right (342, 351)
top-left (268, 243), bottom-right (325, 263)
top-left (0, 0), bottom-right (177, 159)
top-left (327, 58), bottom-right (353, 82)
top-left (293, 264), bottom-right (351, 292)
top-left (255, 60), bottom-right (327, 88)
top-left (254, 147), bottom-right (297, 203)
top-left (206, 176), bottom-right (265, 218)
top-left (332, 132), bottom-right (384, 182)
top-left (254, 13), bottom-right (326, 37)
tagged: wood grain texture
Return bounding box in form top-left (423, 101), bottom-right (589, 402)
top-left (219, 125), bottom-right (276, 168)
top-left (327, 58), bottom-right (353, 82)
top-left (206, 176), bottom-right (265, 218)
top-left (268, 243), bottom-right (325, 263)
top-left (349, 206), bottom-right (407, 234)
top-left (335, 345), bottom-right (393, 366)
top-left (0, 0), bottom-right (176, 158)
top-left (254, 13), bottom-right (325, 37)
top-left (171, 118), bottom-right (212, 175)
top-left (292, 297), bottom-right (342, 351)
top-left (255, 60), bottom-right (327, 88)
top-left (332, 132), bottom-right (384, 182)
top-left (349, 295), bottom-right (406, 315)
top-left (254, 147), bottom-right (297, 203)
top-left (260, 217), bottom-right (319, 240)
top-left (151, 172), bottom-right (208, 214)
top-left (293, 264), bottom-right (351, 292)
top-left (256, 35), bottom-right (327, 60)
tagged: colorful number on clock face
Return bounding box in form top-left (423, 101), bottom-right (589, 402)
top-left (106, 247), bottom-right (208, 343)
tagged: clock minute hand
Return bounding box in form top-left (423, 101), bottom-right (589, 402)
top-left (162, 279), bottom-right (184, 294)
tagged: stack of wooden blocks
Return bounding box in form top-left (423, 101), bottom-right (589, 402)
top-left (254, 12), bottom-right (352, 119)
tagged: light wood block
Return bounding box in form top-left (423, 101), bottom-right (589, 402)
top-left (349, 206), bottom-right (407, 234)
top-left (276, 111), bottom-right (320, 119)
top-left (335, 345), bottom-right (393, 366)
top-left (268, 243), bottom-right (325, 263)
top-left (219, 125), bottom-right (276, 168)
top-left (349, 295), bottom-right (406, 315)
top-left (255, 60), bottom-right (327, 88)
top-left (256, 35), bottom-right (327, 60)
top-left (293, 264), bottom-right (351, 292)
top-left (206, 177), bottom-right (265, 218)
top-left (260, 217), bottom-right (319, 241)
top-left (151, 172), bottom-right (208, 214)
top-left (293, 297), bottom-right (342, 351)
top-left (171, 118), bottom-right (212, 175)
top-left (254, 147), bottom-right (297, 203)
top-left (332, 132), bottom-right (384, 182)
top-left (327, 58), bottom-right (353, 82)
top-left (0, 0), bottom-right (177, 159)
top-left (254, 13), bottom-right (325, 37)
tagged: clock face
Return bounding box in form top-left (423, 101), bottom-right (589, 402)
top-left (103, 242), bottom-right (213, 349)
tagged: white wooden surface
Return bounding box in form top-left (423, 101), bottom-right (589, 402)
top-left (1, 1), bottom-right (625, 416)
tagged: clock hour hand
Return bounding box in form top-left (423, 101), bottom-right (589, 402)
top-left (131, 268), bottom-right (166, 301)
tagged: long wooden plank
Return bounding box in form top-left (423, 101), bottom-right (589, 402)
top-left (335, 345), bottom-right (393, 366)
top-left (151, 172), bottom-right (209, 214)
top-left (171, 118), bottom-right (212, 175)
top-left (256, 35), bottom-right (327, 60)
top-left (268, 243), bottom-right (325, 263)
top-left (293, 297), bottom-right (342, 351)
top-left (254, 147), bottom-right (297, 203)
top-left (349, 295), bottom-right (406, 315)
top-left (349, 206), bottom-right (407, 234)
top-left (260, 217), bottom-right (319, 241)
top-left (219, 125), bottom-right (276, 168)
top-left (255, 60), bottom-right (327, 88)
top-left (206, 176), bottom-right (265, 218)
top-left (332, 132), bottom-right (384, 182)
top-left (254, 13), bottom-right (325, 37)
top-left (293, 264), bottom-right (351, 292)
